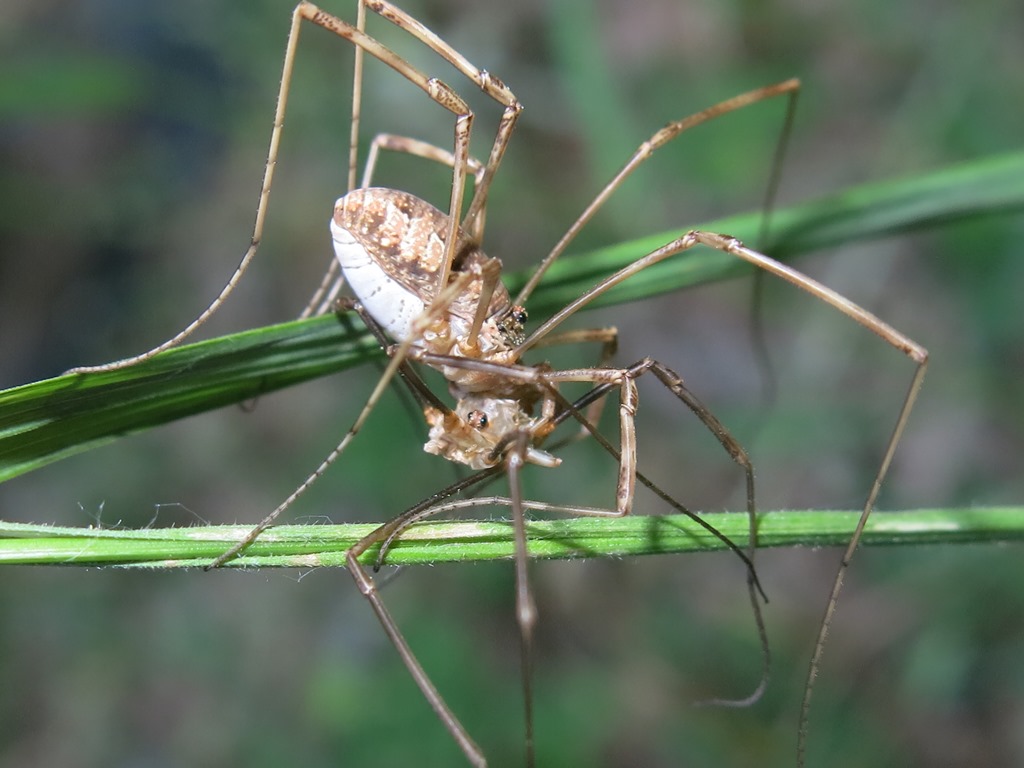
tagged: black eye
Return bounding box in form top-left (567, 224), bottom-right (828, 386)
top-left (466, 410), bottom-right (488, 429)
top-left (512, 306), bottom-right (527, 325)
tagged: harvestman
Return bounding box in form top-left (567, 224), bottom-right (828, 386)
top-left (67, 2), bottom-right (929, 765)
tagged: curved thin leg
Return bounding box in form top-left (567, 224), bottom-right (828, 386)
top-left (356, 0), bottom-right (522, 242)
top-left (506, 431), bottom-right (537, 767)
top-left (514, 79), bottom-right (801, 307)
top-left (66, 6), bottom-right (314, 374)
top-left (546, 357), bottom-right (769, 705)
top-left (344, 470), bottom-right (501, 768)
top-left (360, 134), bottom-right (486, 191)
top-left (515, 223), bottom-right (928, 760)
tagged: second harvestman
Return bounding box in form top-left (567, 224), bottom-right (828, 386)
top-left (67, 2), bottom-right (928, 766)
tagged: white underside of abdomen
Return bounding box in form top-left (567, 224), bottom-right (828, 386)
top-left (331, 217), bottom-right (425, 342)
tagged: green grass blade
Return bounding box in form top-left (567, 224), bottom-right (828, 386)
top-left (0, 317), bottom-right (380, 482)
top-left (1, 507), bottom-right (1019, 568)
top-left (1, 152), bottom-right (1022, 483)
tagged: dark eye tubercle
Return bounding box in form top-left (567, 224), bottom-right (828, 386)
top-left (497, 305), bottom-right (528, 345)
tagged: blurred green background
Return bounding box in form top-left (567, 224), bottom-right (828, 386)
top-left (2, 0), bottom-right (1023, 765)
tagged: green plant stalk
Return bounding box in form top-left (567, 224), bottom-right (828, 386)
top-left (0, 508), bottom-right (1019, 569)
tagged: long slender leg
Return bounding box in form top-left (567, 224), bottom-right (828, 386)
top-left (362, 0), bottom-right (523, 242)
top-left (67, 7), bottom-right (313, 374)
top-left (325, 0), bottom-right (522, 291)
top-left (515, 226), bottom-right (927, 757)
top-left (530, 326), bottom-right (619, 438)
top-left (797, 362), bottom-right (927, 765)
top-left (360, 134), bottom-right (486, 192)
top-left (348, 0), bottom-right (368, 195)
top-left (298, 2), bottom-right (476, 301)
top-left (514, 79), bottom-right (801, 307)
top-left (545, 358), bottom-right (769, 704)
top-left (299, 0), bottom-right (371, 318)
top-left (506, 431), bottom-right (537, 768)
top-left (344, 469), bottom-right (501, 768)
top-left (300, 251), bottom-right (349, 318)
top-left (748, 84), bottom-right (800, 410)
top-left (344, 550), bottom-right (484, 768)
top-left (641, 359), bottom-right (768, 706)
top-left (539, 378), bottom-right (767, 597)
top-left (302, 0), bottom-right (499, 315)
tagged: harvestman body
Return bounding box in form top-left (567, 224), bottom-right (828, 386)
top-left (66, 2), bottom-right (929, 766)
top-left (331, 188), bottom-right (556, 470)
